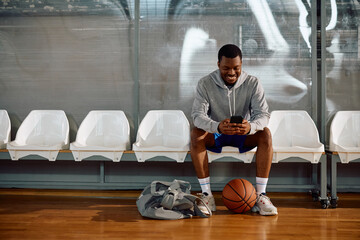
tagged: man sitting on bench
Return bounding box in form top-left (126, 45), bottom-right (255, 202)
top-left (190, 44), bottom-right (277, 216)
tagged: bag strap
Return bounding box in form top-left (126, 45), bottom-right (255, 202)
top-left (193, 196), bottom-right (212, 217)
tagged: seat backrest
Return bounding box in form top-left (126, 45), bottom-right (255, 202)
top-left (136, 110), bottom-right (190, 148)
top-left (75, 110), bottom-right (130, 148)
top-left (268, 111), bottom-right (320, 148)
top-left (330, 111), bottom-right (360, 149)
top-left (15, 110), bottom-right (69, 146)
top-left (0, 110), bottom-right (11, 147)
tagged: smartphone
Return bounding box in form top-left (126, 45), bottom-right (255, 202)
top-left (230, 115), bottom-right (244, 124)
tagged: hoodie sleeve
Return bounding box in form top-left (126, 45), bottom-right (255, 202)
top-left (248, 79), bottom-right (270, 134)
top-left (191, 80), bottom-right (220, 133)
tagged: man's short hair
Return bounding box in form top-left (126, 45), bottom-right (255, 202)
top-left (218, 44), bottom-right (242, 62)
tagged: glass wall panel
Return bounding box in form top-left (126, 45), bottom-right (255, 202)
top-left (325, 1), bottom-right (360, 145)
top-left (0, 1), bottom-right (134, 140)
top-left (138, 0), bottom-right (314, 123)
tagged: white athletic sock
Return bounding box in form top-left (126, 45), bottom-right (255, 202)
top-left (256, 177), bottom-right (268, 196)
top-left (198, 177), bottom-right (212, 196)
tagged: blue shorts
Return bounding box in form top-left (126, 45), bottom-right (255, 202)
top-left (206, 133), bottom-right (255, 153)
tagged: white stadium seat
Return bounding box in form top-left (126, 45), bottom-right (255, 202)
top-left (70, 110), bottom-right (130, 162)
top-left (268, 110), bottom-right (324, 163)
top-left (329, 111), bottom-right (360, 163)
top-left (7, 110), bottom-right (69, 161)
top-left (0, 110), bottom-right (11, 149)
top-left (133, 110), bottom-right (190, 162)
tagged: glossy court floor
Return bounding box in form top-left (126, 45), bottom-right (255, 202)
top-left (0, 189), bottom-right (359, 240)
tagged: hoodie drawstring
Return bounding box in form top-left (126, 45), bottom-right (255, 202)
top-left (227, 88), bottom-right (236, 117)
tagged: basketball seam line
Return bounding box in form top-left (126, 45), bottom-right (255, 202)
top-left (223, 192), bottom-right (255, 211)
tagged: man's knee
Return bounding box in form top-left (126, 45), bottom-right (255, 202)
top-left (191, 127), bottom-right (206, 140)
top-left (191, 127), bottom-right (207, 146)
top-left (258, 127), bottom-right (272, 147)
top-left (191, 127), bottom-right (214, 149)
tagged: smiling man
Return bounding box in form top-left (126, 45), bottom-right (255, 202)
top-left (191, 44), bottom-right (277, 216)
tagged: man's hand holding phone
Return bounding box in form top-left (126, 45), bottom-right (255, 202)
top-left (218, 116), bottom-right (250, 135)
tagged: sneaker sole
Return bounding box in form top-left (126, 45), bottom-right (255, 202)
top-left (252, 205), bottom-right (278, 216)
top-left (258, 209), bottom-right (278, 216)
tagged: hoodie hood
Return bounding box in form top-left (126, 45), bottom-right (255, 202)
top-left (209, 69), bottom-right (249, 89)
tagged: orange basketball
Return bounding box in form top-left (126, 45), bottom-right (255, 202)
top-left (222, 178), bottom-right (257, 213)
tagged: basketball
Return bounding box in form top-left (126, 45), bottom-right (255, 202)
top-left (222, 178), bottom-right (257, 213)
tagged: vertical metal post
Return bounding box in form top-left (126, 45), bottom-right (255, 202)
top-left (319, 0), bottom-right (326, 143)
top-left (320, 155), bottom-right (327, 201)
top-left (311, 0), bottom-right (318, 120)
top-left (133, 0), bottom-right (140, 135)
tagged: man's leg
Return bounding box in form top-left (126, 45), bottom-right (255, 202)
top-left (243, 127), bottom-right (278, 216)
top-left (190, 127), bottom-right (216, 212)
top-left (243, 127), bottom-right (273, 179)
top-left (190, 127), bottom-right (215, 179)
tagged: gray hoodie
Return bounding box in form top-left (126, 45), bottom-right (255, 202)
top-left (191, 69), bottom-right (270, 135)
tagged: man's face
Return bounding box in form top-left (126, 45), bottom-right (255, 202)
top-left (217, 56), bottom-right (242, 85)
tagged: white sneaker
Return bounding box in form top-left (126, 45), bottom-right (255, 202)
top-left (252, 193), bottom-right (278, 216)
top-left (197, 193), bottom-right (216, 214)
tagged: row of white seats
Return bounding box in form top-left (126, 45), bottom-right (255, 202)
top-left (0, 110), bottom-right (189, 162)
top-left (0, 109), bottom-right (359, 164)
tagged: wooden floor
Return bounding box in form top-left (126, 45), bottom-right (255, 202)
top-left (0, 189), bottom-right (359, 240)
